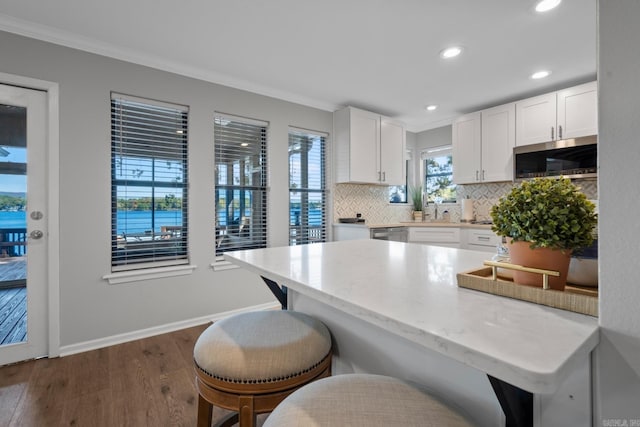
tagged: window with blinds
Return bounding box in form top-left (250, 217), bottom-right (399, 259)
top-left (214, 114), bottom-right (268, 256)
top-left (111, 93), bottom-right (189, 271)
top-left (289, 128), bottom-right (327, 245)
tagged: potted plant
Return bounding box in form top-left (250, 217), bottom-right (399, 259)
top-left (490, 178), bottom-right (597, 291)
top-left (409, 186), bottom-right (423, 221)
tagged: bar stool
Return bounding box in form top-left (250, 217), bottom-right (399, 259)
top-left (193, 310), bottom-right (332, 427)
top-left (262, 373), bottom-right (474, 427)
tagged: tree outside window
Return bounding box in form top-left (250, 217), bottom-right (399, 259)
top-left (424, 148), bottom-right (456, 203)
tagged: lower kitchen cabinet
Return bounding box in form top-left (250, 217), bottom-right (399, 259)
top-left (408, 227), bottom-right (461, 248)
top-left (332, 224), bottom-right (369, 241)
top-left (463, 228), bottom-right (502, 253)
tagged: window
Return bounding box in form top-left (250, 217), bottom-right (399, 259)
top-left (389, 159), bottom-right (409, 203)
top-left (111, 94), bottom-right (189, 271)
top-left (423, 146), bottom-right (456, 203)
top-left (215, 114), bottom-right (268, 256)
top-left (289, 128), bottom-right (327, 245)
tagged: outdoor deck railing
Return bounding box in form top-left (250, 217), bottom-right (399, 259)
top-left (0, 228), bottom-right (27, 257)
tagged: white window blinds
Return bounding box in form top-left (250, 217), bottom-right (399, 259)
top-left (214, 114), bottom-right (268, 256)
top-left (111, 93), bottom-right (189, 271)
top-left (289, 128), bottom-right (327, 245)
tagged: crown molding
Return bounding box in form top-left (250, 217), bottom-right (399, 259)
top-left (0, 14), bottom-right (339, 113)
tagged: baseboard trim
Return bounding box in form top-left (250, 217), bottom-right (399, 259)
top-left (58, 301), bottom-right (280, 357)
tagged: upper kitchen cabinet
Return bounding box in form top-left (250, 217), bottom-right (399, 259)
top-left (516, 81), bottom-right (597, 146)
top-left (452, 112), bottom-right (481, 184)
top-left (452, 103), bottom-right (515, 184)
top-left (334, 106), bottom-right (406, 185)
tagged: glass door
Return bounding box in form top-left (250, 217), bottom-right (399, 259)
top-left (0, 84), bottom-right (47, 365)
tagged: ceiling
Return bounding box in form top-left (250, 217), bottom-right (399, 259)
top-left (0, 0), bottom-right (596, 132)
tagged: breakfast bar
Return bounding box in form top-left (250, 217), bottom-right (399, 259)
top-left (225, 239), bottom-right (599, 426)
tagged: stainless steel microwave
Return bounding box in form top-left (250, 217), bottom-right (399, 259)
top-left (514, 135), bottom-right (597, 180)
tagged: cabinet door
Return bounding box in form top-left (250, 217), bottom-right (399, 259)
top-left (515, 92), bottom-right (557, 146)
top-left (481, 103), bottom-right (515, 182)
top-left (557, 81), bottom-right (597, 139)
top-left (408, 227), bottom-right (460, 245)
top-left (452, 112), bottom-right (481, 184)
top-left (380, 118), bottom-right (406, 185)
top-left (349, 108), bottom-right (380, 183)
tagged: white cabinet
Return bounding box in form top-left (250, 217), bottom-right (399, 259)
top-left (332, 224), bottom-right (370, 241)
top-left (516, 81), bottom-right (597, 146)
top-left (481, 103), bottom-right (516, 182)
top-left (452, 103), bottom-right (515, 184)
top-left (334, 106), bottom-right (406, 185)
top-left (452, 112), bottom-right (481, 184)
top-left (380, 117), bottom-right (406, 185)
top-left (408, 227), bottom-right (460, 248)
top-left (463, 228), bottom-right (501, 253)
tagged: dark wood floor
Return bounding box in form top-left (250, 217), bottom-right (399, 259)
top-left (0, 324), bottom-right (268, 427)
top-left (0, 286), bottom-right (26, 345)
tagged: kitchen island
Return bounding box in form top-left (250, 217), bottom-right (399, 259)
top-left (225, 240), bottom-right (599, 426)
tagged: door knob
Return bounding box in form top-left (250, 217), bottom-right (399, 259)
top-left (30, 230), bottom-right (44, 239)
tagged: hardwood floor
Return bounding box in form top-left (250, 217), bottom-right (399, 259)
top-left (0, 324), bottom-right (268, 427)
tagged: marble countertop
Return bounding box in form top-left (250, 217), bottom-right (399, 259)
top-left (225, 240), bottom-right (599, 394)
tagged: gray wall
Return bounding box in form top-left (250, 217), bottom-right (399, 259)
top-left (596, 0), bottom-right (640, 423)
top-left (0, 31), bottom-right (333, 347)
top-left (415, 125), bottom-right (452, 151)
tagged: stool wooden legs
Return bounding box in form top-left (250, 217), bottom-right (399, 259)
top-left (197, 394), bottom-right (213, 427)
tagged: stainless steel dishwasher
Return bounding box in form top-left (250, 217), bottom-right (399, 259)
top-left (370, 227), bottom-right (408, 242)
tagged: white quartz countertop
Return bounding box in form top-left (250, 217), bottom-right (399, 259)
top-left (334, 221), bottom-right (493, 229)
top-left (225, 240), bottom-right (599, 394)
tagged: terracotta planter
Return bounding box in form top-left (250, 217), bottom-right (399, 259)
top-left (507, 241), bottom-right (572, 291)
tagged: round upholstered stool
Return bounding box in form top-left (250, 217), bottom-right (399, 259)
top-left (194, 310), bottom-right (332, 427)
top-left (263, 373), bottom-right (474, 427)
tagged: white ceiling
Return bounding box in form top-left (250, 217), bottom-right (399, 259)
top-left (0, 0), bottom-right (596, 132)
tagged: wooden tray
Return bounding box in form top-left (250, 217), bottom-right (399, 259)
top-left (457, 261), bottom-right (598, 317)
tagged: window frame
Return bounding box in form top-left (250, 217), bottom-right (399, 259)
top-left (109, 93), bottom-right (189, 273)
top-left (422, 145), bottom-right (457, 203)
top-left (214, 113), bottom-right (269, 257)
top-left (288, 127), bottom-right (327, 246)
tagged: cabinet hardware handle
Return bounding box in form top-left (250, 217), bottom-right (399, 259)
top-left (478, 236), bottom-right (490, 241)
top-left (551, 126), bottom-right (554, 140)
top-left (482, 170), bottom-right (485, 180)
top-left (378, 171), bottom-right (381, 181)
top-left (558, 125), bottom-right (563, 139)
top-left (382, 171), bottom-right (386, 182)
top-left (476, 170), bottom-right (479, 181)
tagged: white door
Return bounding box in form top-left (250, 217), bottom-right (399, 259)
top-left (0, 84), bottom-right (48, 365)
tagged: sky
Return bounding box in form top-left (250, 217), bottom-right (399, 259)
top-left (0, 146), bottom-right (27, 194)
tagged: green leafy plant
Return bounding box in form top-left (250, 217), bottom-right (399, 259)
top-left (490, 178), bottom-right (597, 251)
top-left (409, 186), bottom-right (423, 211)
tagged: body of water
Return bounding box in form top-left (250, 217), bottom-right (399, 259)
top-left (0, 211), bottom-right (26, 229)
top-left (0, 208), bottom-right (323, 234)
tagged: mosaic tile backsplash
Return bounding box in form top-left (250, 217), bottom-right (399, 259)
top-left (334, 179), bottom-right (598, 224)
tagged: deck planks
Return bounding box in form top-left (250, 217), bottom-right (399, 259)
top-left (0, 287), bottom-right (26, 345)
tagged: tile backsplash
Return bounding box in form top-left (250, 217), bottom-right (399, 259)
top-left (333, 179), bottom-right (598, 224)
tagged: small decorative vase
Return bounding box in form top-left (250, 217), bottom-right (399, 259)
top-left (508, 241), bottom-right (572, 291)
top-left (413, 211), bottom-right (422, 221)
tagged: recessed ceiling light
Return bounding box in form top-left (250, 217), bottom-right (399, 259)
top-left (531, 70), bottom-right (551, 79)
top-left (439, 46), bottom-right (463, 59)
top-left (535, 0), bottom-right (561, 13)
top-left (425, 105), bottom-right (438, 111)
